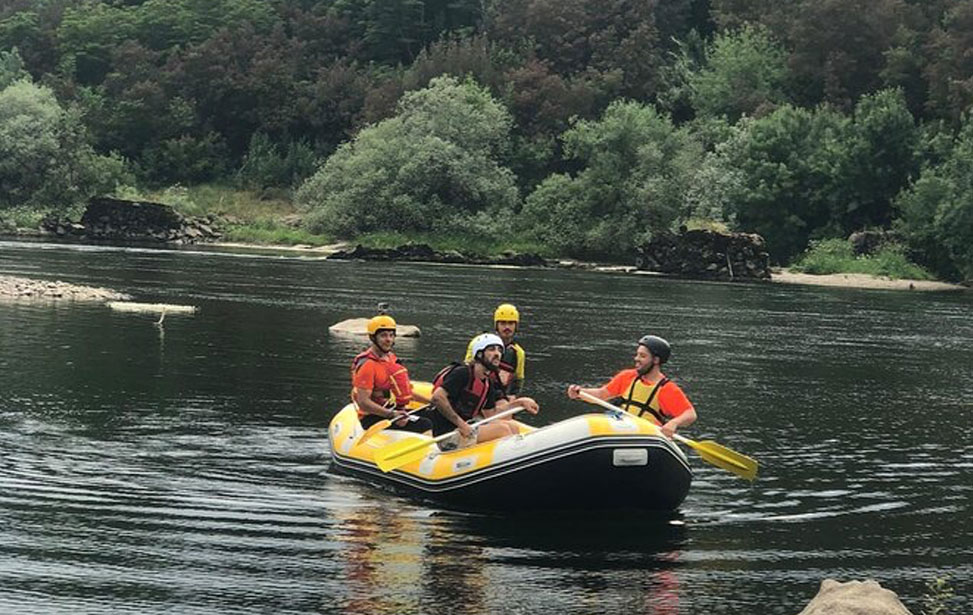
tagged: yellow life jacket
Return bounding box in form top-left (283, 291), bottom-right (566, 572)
top-left (615, 376), bottom-right (670, 424)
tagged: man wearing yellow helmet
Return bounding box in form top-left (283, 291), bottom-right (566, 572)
top-left (350, 315), bottom-right (432, 434)
top-left (464, 303), bottom-right (527, 397)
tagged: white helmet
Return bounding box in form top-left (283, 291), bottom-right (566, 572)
top-left (470, 333), bottom-right (504, 358)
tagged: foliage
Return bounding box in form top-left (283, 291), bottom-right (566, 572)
top-left (920, 575), bottom-right (955, 615)
top-left (0, 78), bottom-right (129, 211)
top-left (297, 76), bottom-right (518, 237)
top-left (0, 47), bottom-right (26, 89)
top-left (790, 238), bottom-right (932, 279)
top-left (716, 104), bottom-right (849, 262)
top-left (895, 115), bottom-right (973, 280)
top-left (521, 101), bottom-right (703, 259)
top-left (237, 133), bottom-right (319, 190)
top-left (689, 24), bottom-right (789, 121)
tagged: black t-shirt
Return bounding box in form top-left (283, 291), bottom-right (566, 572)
top-left (439, 364), bottom-right (504, 420)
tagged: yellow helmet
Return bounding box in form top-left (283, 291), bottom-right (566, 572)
top-left (493, 303), bottom-right (519, 325)
top-left (367, 315), bottom-right (397, 335)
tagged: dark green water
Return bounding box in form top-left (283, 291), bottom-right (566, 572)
top-left (1, 239), bottom-right (970, 615)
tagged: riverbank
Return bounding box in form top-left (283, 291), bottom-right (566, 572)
top-left (771, 268), bottom-right (966, 291)
top-left (0, 274), bottom-right (130, 302)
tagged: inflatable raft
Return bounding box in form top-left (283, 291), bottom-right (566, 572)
top-left (327, 388), bottom-right (693, 512)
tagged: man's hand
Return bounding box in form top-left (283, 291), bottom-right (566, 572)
top-left (457, 421), bottom-right (474, 439)
top-left (660, 421), bottom-right (677, 438)
top-left (516, 397), bottom-right (540, 414)
top-left (567, 384), bottom-right (581, 399)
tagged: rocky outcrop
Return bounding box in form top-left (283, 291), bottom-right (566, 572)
top-left (635, 229), bottom-right (771, 280)
top-left (0, 275), bottom-right (130, 302)
top-left (327, 243), bottom-right (548, 267)
top-left (797, 579), bottom-right (913, 615)
top-left (42, 197), bottom-right (222, 244)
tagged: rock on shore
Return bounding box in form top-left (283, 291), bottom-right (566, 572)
top-left (42, 197), bottom-right (221, 244)
top-left (0, 275), bottom-right (130, 302)
top-left (636, 229), bottom-right (771, 280)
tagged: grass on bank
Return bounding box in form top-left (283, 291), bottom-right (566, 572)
top-left (791, 238), bottom-right (933, 280)
top-left (119, 184), bottom-right (553, 256)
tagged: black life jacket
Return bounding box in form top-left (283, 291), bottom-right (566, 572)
top-left (432, 362), bottom-right (492, 420)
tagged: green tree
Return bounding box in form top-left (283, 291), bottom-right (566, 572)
top-left (719, 104), bottom-right (850, 262)
top-left (0, 78), bottom-right (128, 210)
top-left (521, 100), bottom-right (703, 258)
top-left (0, 47), bottom-right (27, 89)
top-left (839, 88), bottom-right (918, 230)
top-left (689, 24), bottom-right (789, 121)
top-left (896, 116), bottom-right (973, 280)
top-left (297, 76), bottom-right (518, 237)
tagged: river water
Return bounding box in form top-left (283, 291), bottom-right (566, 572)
top-left (1, 239), bottom-right (970, 615)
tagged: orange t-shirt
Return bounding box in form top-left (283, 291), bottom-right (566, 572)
top-left (603, 369), bottom-right (693, 419)
top-left (352, 351), bottom-right (397, 398)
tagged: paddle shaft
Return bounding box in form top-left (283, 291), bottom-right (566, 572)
top-left (374, 405), bottom-right (524, 472)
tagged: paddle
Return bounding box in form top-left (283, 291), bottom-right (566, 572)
top-left (356, 405), bottom-right (430, 446)
top-left (577, 391), bottom-right (758, 481)
top-left (374, 406), bottom-right (524, 473)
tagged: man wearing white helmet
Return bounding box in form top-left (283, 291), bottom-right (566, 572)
top-left (431, 333), bottom-right (539, 447)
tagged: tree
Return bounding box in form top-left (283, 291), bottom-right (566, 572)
top-left (689, 24), bottom-right (789, 121)
top-left (0, 78), bottom-right (128, 210)
top-left (839, 88), bottom-right (918, 231)
top-left (896, 116), bottom-right (973, 280)
top-left (718, 104), bottom-right (851, 262)
top-left (297, 76), bottom-right (518, 237)
top-left (521, 101), bottom-right (703, 258)
top-left (0, 47), bottom-right (27, 89)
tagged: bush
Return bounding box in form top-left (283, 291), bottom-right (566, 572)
top-left (237, 133), bottom-right (319, 190)
top-left (521, 100), bottom-right (704, 259)
top-left (0, 78), bottom-right (129, 211)
top-left (297, 76), bottom-right (518, 238)
top-left (791, 238), bottom-right (932, 279)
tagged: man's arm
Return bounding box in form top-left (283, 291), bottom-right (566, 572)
top-left (356, 388), bottom-right (396, 418)
top-left (661, 406), bottom-right (696, 438)
top-left (566, 384), bottom-right (611, 400)
top-left (431, 387), bottom-right (473, 438)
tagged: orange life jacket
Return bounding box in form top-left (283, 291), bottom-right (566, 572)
top-left (350, 349), bottom-right (413, 416)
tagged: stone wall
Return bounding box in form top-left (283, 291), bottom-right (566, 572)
top-left (635, 229), bottom-right (771, 280)
top-left (43, 197), bottom-right (221, 244)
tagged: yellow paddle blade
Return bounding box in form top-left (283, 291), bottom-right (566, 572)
top-left (679, 437), bottom-right (758, 481)
top-left (374, 436), bottom-right (436, 472)
top-left (356, 419), bottom-right (392, 446)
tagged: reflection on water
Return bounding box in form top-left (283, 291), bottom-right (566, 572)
top-left (1, 239), bottom-right (971, 614)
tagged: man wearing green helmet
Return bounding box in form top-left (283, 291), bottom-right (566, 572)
top-left (464, 303), bottom-right (526, 397)
top-left (567, 334), bottom-right (697, 438)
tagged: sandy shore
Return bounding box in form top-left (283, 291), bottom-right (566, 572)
top-left (770, 269), bottom-right (966, 291)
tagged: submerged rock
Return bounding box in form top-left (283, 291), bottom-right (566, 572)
top-left (328, 243), bottom-right (549, 267)
top-left (797, 579), bottom-right (913, 615)
top-left (0, 275), bottom-right (129, 302)
top-left (329, 317), bottom-right (421, 337)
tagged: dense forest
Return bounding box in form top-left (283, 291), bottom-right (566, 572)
top-left (1, 0), bottom-right (972, 279)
